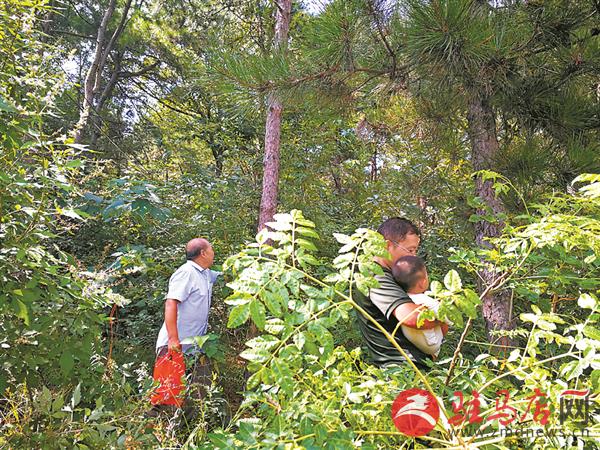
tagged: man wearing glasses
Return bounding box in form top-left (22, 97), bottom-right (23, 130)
top-left (355, 217), bottom-right (445, 369)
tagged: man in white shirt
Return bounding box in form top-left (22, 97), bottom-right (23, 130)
top-left (154, 238), bottom-right (220, 409)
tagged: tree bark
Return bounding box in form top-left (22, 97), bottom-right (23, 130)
top-left (256, 0), bottom-right (292, 231)
top-left (72, 0), bottom-right (117, 144)
top-left (72, 0), bottom-right (134, 145)
top-left (466, 93), bottom-right (514, 349)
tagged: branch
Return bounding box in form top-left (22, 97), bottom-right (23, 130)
top-left (94, 0), bottom-right (134, 93)
top-left (131, 79), bottom-right (200, 118)
top-left (117, 60), bottom-right (160, 79)
top-left (51, 30), bottom-right (94, 40)
top-left (365, 0), bottom-right (397, 78)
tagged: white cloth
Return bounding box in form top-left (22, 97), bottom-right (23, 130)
top-left (155, 260), bottom-right (221, 354)
top-left (408, 293), bottom-right (444, 347)
top-left (400, 293), bottom-right (451, 356)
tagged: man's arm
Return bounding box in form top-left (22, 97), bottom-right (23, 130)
top-left (165, 299), bottom-right (181, 351)
top-left (393, 303), bottom-right (446, 330)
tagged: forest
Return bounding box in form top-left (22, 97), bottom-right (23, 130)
top-left (1, 0), bottom-right (599, 448)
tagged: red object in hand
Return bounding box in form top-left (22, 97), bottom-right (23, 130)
top-left (150, 350), bottom-right (186, 406)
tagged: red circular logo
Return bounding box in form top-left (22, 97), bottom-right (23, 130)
top-left (391, 388), bottom-right (440, 437)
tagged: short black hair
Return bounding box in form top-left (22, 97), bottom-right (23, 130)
top-left (377, 217), bottom-right (420, 242)
top-left (186, 238), bottom-right (210, 260)
top-left (391, 255), bottom-right (427, 292)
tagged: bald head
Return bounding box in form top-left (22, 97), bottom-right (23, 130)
top-left (186, 238), bottom-right (211, 261)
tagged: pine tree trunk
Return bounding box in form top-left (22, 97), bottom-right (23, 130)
top-left (257, 0), bottom-right (292, 231)
top-left (466, 93), bottom-right (514, 348)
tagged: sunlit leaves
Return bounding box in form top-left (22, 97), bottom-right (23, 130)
top-left (250, 299), bottom-right (266, 330)
top-left (327, 228), bottom-right (387, 294)
top-left (424, 271), bottom-right (480, 327)
top-left (443, 269), bottom-right (462, 292)
top-left (578, 293), bottom-right (596, 310)
top-left (227, 302), bottom-right (251, 328)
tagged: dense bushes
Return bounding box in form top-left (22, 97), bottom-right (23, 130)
top-left (196, 183), bottom-right (599, 448)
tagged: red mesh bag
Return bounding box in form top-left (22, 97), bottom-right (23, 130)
top-left (150, 350), bottom-right (186, 406)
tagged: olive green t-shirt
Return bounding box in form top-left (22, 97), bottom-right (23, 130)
top-left (354, 266), bottom-right (430, 367)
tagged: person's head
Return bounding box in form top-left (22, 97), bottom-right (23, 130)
top-left (391, 255), bottom-right (428, 294)
top-left (377, 217), bottom-right (421, 267)
top-left (185, 238), bottom-right (214, 268)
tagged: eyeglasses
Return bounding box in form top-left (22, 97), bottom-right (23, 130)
top-left (389, 240), bottom-right (418, 255)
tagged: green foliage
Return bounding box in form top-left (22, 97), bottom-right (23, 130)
top-left (2, 0), bottom-right (600, 447)
top-left (83, 177), bottom-right (170, 223)
top-left (0, 0), bottom-right (105, 392)
top-left (196, 193), bottom-right (599, 448)
top-left (0, 4), bottom-right (160, 448)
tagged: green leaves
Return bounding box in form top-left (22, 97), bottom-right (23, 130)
top-left (12, 295), bottom-right (30, 326)
top-left (0, 95), bottom-right (18, 113)
top-left (443, 269), bottom-right (462, 292)
top-left (227, 302), bottom-right (251, 328)
top-left (406, 0), bottom-right (503, 78)
top-left (427, 270), bottom-right (480, 327)
top-left (249, 299), bottom-right (266, 330)
top-left (578, 293), bottom-right (597, 310)
top-left (328, 228), bottom-right (387, 295)
top-left (59, 351), bottom-right (74, 375)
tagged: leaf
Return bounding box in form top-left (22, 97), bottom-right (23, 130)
top-left (250, 299), bottom-right (266, 330)
top-left (339, 242), bottom-right (357, 253)
top-left (560, 360), bottom-right (584, 380)
top-left (265, 221), bottom-right (292, 231)
top-left (295, 238), bottom-right (317, 252)
top-left (65, 159), bottom-right (84, 168)
top-left (265, 318), bottom-right (286, 334)
top-left (293, 332), bottom-right (306, 350)
top-left (10, 294), bottom-right (30, 326)
top-left (60, 209), bottom-right (85, 220)
top-left (60, 351), bottom-right (74, 375)
top-left (224, 292), bottom-right (253, 306)
top-left (429, 280), bottom-right (443, 295)
top-left (296, 227), bottom-right (319, 239)
top-left (247, 335), bottom-right (279, 349)
top-left (332, 253), bottom-right (354, 268)
top-left (228, 302), bottom-right (251, 328)
top-left (583, 326), bottom-right (600, 341)
top-left (262, 290), bottom-right (282, 316)
top-left (0, 96), bottom-right (17, 113)
top-left (297, 253), bottom-right (320, 266)
top-left (71, 383), bottom-right (81, 408)
top-left (208, 432), bottom-right (235, 449)
top-left (333, 233), bottom-right (353, 245)
top-left (455, 295), bottom-right (477, 319)
top-left (458, 289), bottom-right (480, 318)
top-left (444, 270), bottom-right (462, 292)
top-left (578, 293), bottom-right (596, 310)
top-left (239, 348), bottom-right (270, 363)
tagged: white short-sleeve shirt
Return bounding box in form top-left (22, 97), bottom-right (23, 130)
top-left (155, 260), bottom-right (220, 353)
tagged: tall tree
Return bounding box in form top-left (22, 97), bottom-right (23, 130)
top-left (289, 0), bottom-right (600, 346)
top-left (71, 0), bottom-right (133, 144)
top-left (257, 0), bottom-right (292, 231)
top-left (403, 0), bottom-right (600, 346)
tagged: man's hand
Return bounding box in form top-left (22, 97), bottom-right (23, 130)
top-left (168, 336), bottom-right (182, 352)
top-left (441, 322), bottom-right (449, 335)
top-left (394, 302), bottom-right (445, 330)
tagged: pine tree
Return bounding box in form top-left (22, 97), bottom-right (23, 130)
top-left (293, 0), bottom-right (600, 346)
top-left (258, 0), bottom-right (293, 231)
top-left (401, 0), bottom-right (600, 346)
